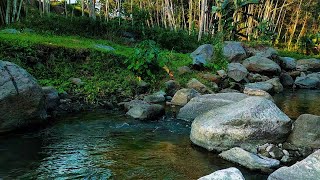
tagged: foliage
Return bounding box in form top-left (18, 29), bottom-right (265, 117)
top-left (125, 40), bottom-right (168, 80)
top-left (206, 33), bottom-right (228, 71)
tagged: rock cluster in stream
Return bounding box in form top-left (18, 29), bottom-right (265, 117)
top-left (120, 42), bottom-right (320, 179)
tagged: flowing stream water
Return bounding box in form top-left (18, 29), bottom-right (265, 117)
top-left (0, 90), bottom-right (319, 179)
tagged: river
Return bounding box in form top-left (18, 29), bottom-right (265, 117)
top-left (0, 90), bottom-right (319, 179)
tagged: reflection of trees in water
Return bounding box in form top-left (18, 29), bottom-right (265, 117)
top-left (275, 90), bottom-right (320, 119)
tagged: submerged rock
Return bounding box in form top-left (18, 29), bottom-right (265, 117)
top-left (171, 88), bottom-right (199, 106)
top-left (190, 97), bottom-right (292, 152)
top-left (177, 93), bottom-right (248, 121)
top-left (268, 150), bottom-right (320, 180)
top-left (219, 147), bottom-right (280, 172)
top-left (198, 167), bottom-right (245, 180)
top-left (0, 60), bottom-right (46, 133)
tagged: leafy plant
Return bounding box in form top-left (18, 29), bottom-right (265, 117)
top-left (125, 40), bottom-right (168, 79)
top-left (206, 33), bottom-right (228, 71)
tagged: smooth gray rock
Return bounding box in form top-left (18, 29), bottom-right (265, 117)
top-left (217, 70), bottom-right (228, 79)
top-left (143, 92), bottom-right (166, 103)
top-left (223, 41), bottom-right (247, 62)
top-left (227, 63), bottom-right (248, 82)
top-left (190, 97), bottom-right (291, 151)
top-left (246, 46), bottom-right (278, 59)
top-left (243, 56), bottom-right (281, 74)
top-left (42, 86), bottom-right (60, 111)
top-left (294, 75), bottom-right (320, 89)
top-left (126, 101), bottom-right (164, 120)
top-left (187, 78), bottom-right (213, 94)
top-left (245, 82), bottom-right (273, 92)
top-left (279, 57), bottom-right (296, 70)
top-left (177, 93), bottom-right (248, 121)
top-left (198, 167), bottom-right (245, 180)
top-left (191, 44), bottom-right (214, 66)
top-left (171, 88), bottom-right (200, 106)
top-left (287, 114), bottom-right (320, 150)
top-left (296, 58), bottom-right (320, 72)
top-left (219, 147), bottom-right (280, 172)
top-left (266, 78), bottom-right (284, 93)
top-left (279, 73), bottom-right (294, 87)
top-left (243, 87), bottom-right (274, 101)
top-left (268, 150), bottom-right (320, 180)
top-left (247, 73), bottom-right (270, 82)
top-left (0, 61), bottom-right (46, 133)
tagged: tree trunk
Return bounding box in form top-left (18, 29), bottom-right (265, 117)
top-left (5, 0), bottom-right (10, 24)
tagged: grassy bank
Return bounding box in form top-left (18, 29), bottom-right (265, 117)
top-left (0, 32), bottom-right (204, 104)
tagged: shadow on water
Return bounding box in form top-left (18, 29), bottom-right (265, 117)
top-left (1, 90), bottom-right (319, 179)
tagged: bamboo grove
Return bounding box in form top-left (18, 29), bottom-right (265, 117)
top-left (1, 0), bottom-right (319, 50)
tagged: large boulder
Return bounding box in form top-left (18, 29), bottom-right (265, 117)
top-left (125, 100), bottom-right (164, 120)
top-left (198, 167), bottom-right (245, 180)
top-left (223, 41), bottom-right (247, 62)
top-left (219, 147), bottom-right (280, 172)
top-left (177, 93), bottom-right (248, 121)
top-left (279, 57), bottom-right (296, 70)
top-left (296, 58), bottom-right (320, 72)
top-left (243, 56), bottom-right (281, 74)
top-left (190, 97), bottom-right (292, 152)
top-left (190, 44), bottom-right (214, 66)
top-left (171, 88), bottom-right (200, 106)
top-left (268, 150), bottom-right (320, 180)
top-left (0, 60), bottom-right (46, 133)
top-left (287, 114), bottom-right (320, 150)
top-left (227, 63), bottom-right (248, 82)
top-left (187, 78), bottom-right (213, 94)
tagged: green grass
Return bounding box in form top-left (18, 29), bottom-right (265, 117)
top-left (0, 31), bottom-right (195, 104)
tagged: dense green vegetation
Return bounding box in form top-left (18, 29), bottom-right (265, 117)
top-left (0, 0), bottom-right (319, 105)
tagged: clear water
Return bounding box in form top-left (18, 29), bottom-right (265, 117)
top-left (274, 89), bottom-right (320, 119)
top-left (0, 90), bottom-right (319, 180)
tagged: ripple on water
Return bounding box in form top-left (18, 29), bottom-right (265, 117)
top-left (0, 108), bottom-right (279, 179)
